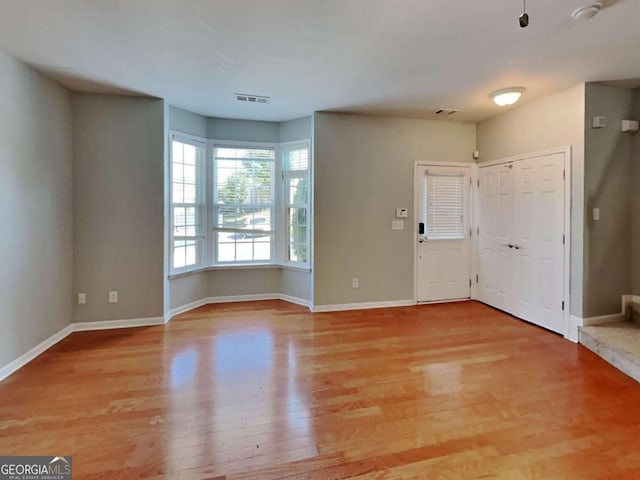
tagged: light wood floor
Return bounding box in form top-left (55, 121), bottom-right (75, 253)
top-left (2, 301), bottom-right (640, 479)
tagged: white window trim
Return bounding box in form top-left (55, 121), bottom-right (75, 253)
top-left (211, 139), bottom-right (278, 266)
top-left (168, 137), bottom-right (312, 275)
top-left (281, 139), bottom-right (311, 268)
top-left (169, 131), bottom-right (207, 275)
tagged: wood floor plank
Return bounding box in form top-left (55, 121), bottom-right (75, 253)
top-left (2, 300), bottom-right (640, 478)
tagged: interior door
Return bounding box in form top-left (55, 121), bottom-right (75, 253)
top-left (416, 166), bottom-right (471, 302)
top-left (477, 163), bottom-right (514, 313)
top-left (511, 153), bottom-right (565, 333)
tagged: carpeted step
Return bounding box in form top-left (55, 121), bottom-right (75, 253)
top-left (629, 302), bottom-right (640, 327)
top-left (580, 321), bottom-right (640, 383)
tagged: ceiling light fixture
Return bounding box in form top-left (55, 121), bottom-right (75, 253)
top-left (491, 87), bottom-right (525, 106)
top-left (572, 2), bottom-right (603, 21)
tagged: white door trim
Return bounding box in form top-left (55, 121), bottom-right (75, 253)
top-left (413, 161), bottom-right (477, 304)
top-left (475, 146), bottom-right (572, 340)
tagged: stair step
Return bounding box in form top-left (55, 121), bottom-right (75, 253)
top-left (629, 302), bottom-right (640, 327)
top-left (580, 321), bottom-right (640, 383)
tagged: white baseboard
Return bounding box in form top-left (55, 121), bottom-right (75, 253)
top-left (165, 293), bottom-right (312, 322)
top-left (279, 294), bottom-right (312, 308)
top-left (311, 299), bottom-right (416, 313)
top-left (1, 315), bottom-right (165, 383)
top-left (582, 313), bottom-right (627, 327)
top-left (206, 293), bottom-right (280, 304)
top-left (0, 324), bottom-right (74, 382)
top-left (566, 315), bottom-right (583, 343)
top-left (164, 298), bottom-right (211, 322)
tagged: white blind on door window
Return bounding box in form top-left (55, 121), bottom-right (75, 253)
top-left (426, 172), bottom-right (465, 240)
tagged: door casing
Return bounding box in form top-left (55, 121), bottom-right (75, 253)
top-left (414, 146), bottom-right (572, 339)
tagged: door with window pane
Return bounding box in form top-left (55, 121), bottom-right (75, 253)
top-left (416, 165), bottom-right (471, 302)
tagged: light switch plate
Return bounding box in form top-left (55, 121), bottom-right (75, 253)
top-left (392, 220), bottom-right (405, 230)
top-left (396, 208), bottom-right (408, 218)
top-left (108, 291), bottom-right (119, 303)
top-left (593, 208), bottom-right (600, 221)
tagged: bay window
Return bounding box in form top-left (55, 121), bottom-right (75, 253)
top-left (169, 133), bottom-right (311, 274)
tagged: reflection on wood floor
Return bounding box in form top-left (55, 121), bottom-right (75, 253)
top-left (2, 300), bottom-right (640, 479)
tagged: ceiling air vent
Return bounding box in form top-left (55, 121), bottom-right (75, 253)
top-left (435, 109), bottom-right (460, 116)
top-left (235, 93), bottom-right (270, 104)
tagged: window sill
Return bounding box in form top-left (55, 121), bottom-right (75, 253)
top-left (168, 263), bottom-right (311, 280)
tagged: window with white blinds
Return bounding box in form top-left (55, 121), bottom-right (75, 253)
top-left (426, 172), bottom-right (465, 240)
top-left (213, 146), bottom-right (275, 263)
top-left (171, 135), bottom-right (205, 271)
top-left (168, 134), bottom-right (312, 273)
top-left (283, 142), bottom-right (310, 265)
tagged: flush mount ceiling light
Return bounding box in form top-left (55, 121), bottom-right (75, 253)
top-left (490, 87), bottom-right (525, 106)
top-left (572, 2), bottom-right (603, 21)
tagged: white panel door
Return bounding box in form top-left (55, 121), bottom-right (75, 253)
top-left (416, 166), bottom-right (471, 302)
top-left (477, 163), bottom-right (514, 313)
top-left (512, 153), bottom-right (565, 333)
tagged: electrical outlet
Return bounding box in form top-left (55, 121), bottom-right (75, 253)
top-left (108, 291), bottom-right (119, 303)
top-left (77, 293), bottom-right (86, 305)
top-left (352, 278), bottom-right (359, 289)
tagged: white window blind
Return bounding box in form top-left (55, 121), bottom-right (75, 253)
top-left (213, 146), bottom-right (275, 263)
top-left (426, 172), bottom-right (465, 240)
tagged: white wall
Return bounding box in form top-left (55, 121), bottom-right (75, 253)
top-left (477, 84), bottom-right (586, 318)
top-left (0, 49), bottom-right (73, 367)
top-left (313, 112), bottom-right (476, 306)
top-left (73, 93), bottom-right (165, 322)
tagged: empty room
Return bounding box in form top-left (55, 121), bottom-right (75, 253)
top-left (2, 1), bottom-right (640, 478)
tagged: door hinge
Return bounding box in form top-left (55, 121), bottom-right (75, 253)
top-left (476, 274), bottom-right (479, 283)
top-left (563, 169), bottom-right (566, 180)
top-left (562, 234), bottom-right (565, 245)
top-left (562, 301), bottom-right (565, 311)
top-left (470, 228), bottom-right (473, 238)
top-left (477, 227), bottom-right (480, 235)
top-left (469, 278), bottom-right (472, 287)
top-left (469, 177), bottom-right (472, 186)
top-left (477, 179), bottom-right (480, 187)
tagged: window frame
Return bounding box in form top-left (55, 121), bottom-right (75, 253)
top-left (210, 140), bottom-right (278, 266)
top-left (169, 131), bottom-right (207, 274)
top-left (168, 136), bottom-right (312, 275)
top-left (281, 140), bottom-right (311, 268)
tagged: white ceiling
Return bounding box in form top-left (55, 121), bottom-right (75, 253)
top-left (0, 0), bottom-right (638, 123)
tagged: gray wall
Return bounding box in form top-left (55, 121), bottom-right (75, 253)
top-left (313, 112), bottom-right (476, 306)
top-left (207, 269), bottom-right (281, 297)
top-left (476, 84), bottom-right (586, 318)
top-left (632, 89), bottom-right (640, 294)
top-left (0, 49), bottom-right (73, 368)
top-left (280, 117), bottom-right (312, 143)
top-left (583, 83), bottom-right (634, 317)
top-left (170, 105), bottom-right (208, 138)
top-left (73, 94), bottom-right (165, 322)
top-left (208, 117), bottom-right (279, 143)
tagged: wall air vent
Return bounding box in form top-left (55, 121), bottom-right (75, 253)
top-left (435, 109), bottom-right (460, 116)
top-left (235, 93), bottom-right (270, 104)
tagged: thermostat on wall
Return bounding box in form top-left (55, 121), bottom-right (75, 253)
top-left (396, 208), bottom-right (408, 218)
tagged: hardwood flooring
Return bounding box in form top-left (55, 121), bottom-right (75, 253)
top-left (2, 300), bottom-right (640, 479)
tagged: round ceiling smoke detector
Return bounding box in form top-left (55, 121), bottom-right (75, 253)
top-left (572, 2), bottom-right (603, 21)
